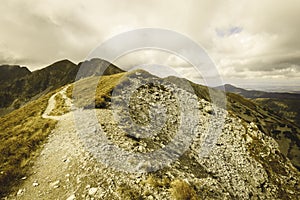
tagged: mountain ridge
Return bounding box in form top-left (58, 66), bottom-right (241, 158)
top-left (216, 83), bottom-right (300, 130)
top-left (217, 83), bottom-right (300, 99)
top-left (1, 69), bottom-right (299, 199)
top-left (1, 60), bottom-right (300, 170)
top-left (1, 59), bottom-right (300, 198)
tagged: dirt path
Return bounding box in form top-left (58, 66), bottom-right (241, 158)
top-left (6, 86), bottom-right (111, 200)
top-left (42, 86), bottom-right (72, 120)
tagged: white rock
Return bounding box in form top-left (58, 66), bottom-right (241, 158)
top-left (17, 188), bottom-right (25, 196)
top-left (250, 122), bottom-right (256, 128)
top-left (138, 146), bottom-right (144, 152)
top-left (244, 134), bottom-right (253, 144)
top-left (88, 187), bottom-right (98, 196)
top-left (148, 195), bottom-right (154, 200)
top-left (204, 105), bottom-right (213, 114)
top-left (66, 194), bottom-right (76, 200)
top-left (63, 158), bottom-right (70, 163)
top-left (50, 180), bottom-right (60, 188)
top-left (85, 184), bottom-right (91, 189)
top-left (32, 182), bottom-right (39, 187)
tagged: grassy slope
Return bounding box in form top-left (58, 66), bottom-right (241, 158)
top-left (0, 91), bottom-right (57, 197)
top-left (49, 93), bottom-right (69, 116)
top-left (254, 98), bottom-right (300, 128)
top-left (71, 72), bottom-right (126, 109)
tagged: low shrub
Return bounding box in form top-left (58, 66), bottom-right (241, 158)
top-left (170, 179), bottom-right (198, 200)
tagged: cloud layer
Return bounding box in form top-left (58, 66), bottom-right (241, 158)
top-left (0, 0), bottom-right (299, 88)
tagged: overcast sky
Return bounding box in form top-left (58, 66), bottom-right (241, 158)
top-left (0, 0), bottom-right (299, 90)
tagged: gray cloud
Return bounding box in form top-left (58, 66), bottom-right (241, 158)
top-left (0, 0), bottom-right (299, 88)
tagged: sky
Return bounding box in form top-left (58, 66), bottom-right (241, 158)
top-left (0, 0), bottom-right (299, 90)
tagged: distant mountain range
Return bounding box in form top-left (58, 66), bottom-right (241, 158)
top-left (216, 84), bottom-right (300, 128)
top-left (217, 84), bottom-right (300, 99)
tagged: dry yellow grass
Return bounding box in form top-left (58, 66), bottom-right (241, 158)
top-left (66, 84), bottom-right (74, 99)
top-left (49, 93), bottom-right (69, 116)
top-left (72, 73), bottom-right (125, 108)
top-left (0, 91), bottom-right (57, 197)
top-left (145, 174), bottom-right (171, 188)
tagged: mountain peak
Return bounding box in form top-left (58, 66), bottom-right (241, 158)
top-left (77, 58), bottom-right (124, 78)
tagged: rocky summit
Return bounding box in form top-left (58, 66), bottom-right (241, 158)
top-left (1, 66), bottom-right (299, 200)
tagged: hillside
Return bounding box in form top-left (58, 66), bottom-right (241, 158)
top-left (217, 84), bottom-right (300, 128)
top-left (0, 65), bottom-right (31, 85)
top-left (0, 58), bottom-right (124, 117)
top-left (1, 67), bottom-right (300, 199)
top-left (0, 90), bottom-right (58, 197)
top-left (253, 98), bottom-right (300, 128)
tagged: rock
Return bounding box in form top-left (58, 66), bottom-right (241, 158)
top-left (50, 180), bottom-right (60, 188)
top-left (135, 178), bottom-right (141, 184)
top-left (17, 188), bottom-right (25, 196)
top-left (63, 157), bottom-right (70, 163)
top-left (244, 134), bottom-right (253, 144)
top-left (138, 146), bottom-right (145, 152)
top-left (66, 194), bottom-right (76, 200)
top-left (250, 122), bottom-right (257, 129)
top-left (204, 105), bottom-right (213, 114)
top-left (32, 181), bottom-right (39, 187)
top-left (88, 187), bottom-right (98, 196)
